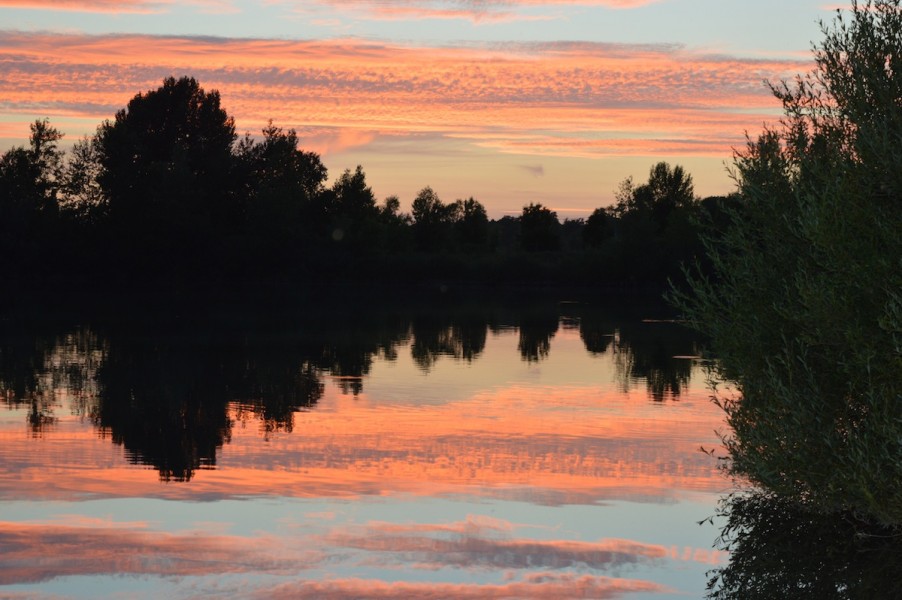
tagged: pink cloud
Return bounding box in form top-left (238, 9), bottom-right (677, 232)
top-left (326, 529), bottom-right (667, 571)
top-left (298, 127), bottom-right (377, 156)
top-left (320, 516), bottom-right (726, 571)
top-left (0, 0), bottom-right (235, 12)
top-left (0, 520), bottom-right (316, 585)
top-left (256, 573), bottom-right (669, 599)
top-left (307, 0), bottom-right (662, 23)
top-left (0, 0), bottom-right (171, 12)
top-left (0, 31), bottom-right (807, 161)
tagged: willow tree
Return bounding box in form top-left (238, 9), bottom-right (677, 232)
top-left (678, 0), bottom-right (902, 524)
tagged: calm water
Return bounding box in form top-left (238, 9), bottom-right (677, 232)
top-left (0, 294), bottom-right (728, 599)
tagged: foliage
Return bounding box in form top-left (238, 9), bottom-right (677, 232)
top-left (95, 76), bottom-right (238, 261)
top-left (233, 122), bottom-right (328, 267)
top-left (411, 186), bottom-right (455, 252)
top-left (322, 165), bottom-right (381, 251)
top-left (454, 196), bottom-right (489, 251)
top-left (610, 162), bottom-right (695, 230)
top-left (0, 119), bottom-right (63, 215)
top-left (707, 491), bottom-right (902, 599)
top-left (0, 119), bottom-right (64, 273)
top-left (583, 207), bottom-right (612, 248)
top-left (411, 188), bottom-right (489, 253)
top-left (519, 202), bottom-right (560, 252)
top-left (60, 136), bottom-right (105, 224)
top-left (600, 161), bottom-right (703, 284)
top-left (676, 0), bottom-right (902, 525)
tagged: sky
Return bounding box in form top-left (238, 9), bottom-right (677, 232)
top-left (0, 0), bottom-right (842, 217)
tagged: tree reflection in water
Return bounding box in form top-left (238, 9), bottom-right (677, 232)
top-left (516, 308), bottom-right (559, 363)
top-left (614, 320), bottom-right (701, 401)
top-left (95, 324), bottom-right (240, 482)
top-left (410, 312), bottom-right (487, 370)
top-left (0, 322), bottom-right (104, 437)
top-left (90, 305), bottom-right (411, 479)
top-left (569, 304), bottom-right (702, 401)
top-left (707, 491), bottom-right (902, 599)
top-left (0, 294), bottom-right (705, 480)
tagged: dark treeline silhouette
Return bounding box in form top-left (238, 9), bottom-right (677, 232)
top-left (0, 293), bottom-right (700, 480)
top-left (0, 76), bottom-right (726, 292)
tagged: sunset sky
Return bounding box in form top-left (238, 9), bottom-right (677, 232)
top-left (0, 1), bottom-right (838, 216)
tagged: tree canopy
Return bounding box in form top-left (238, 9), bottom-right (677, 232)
top-left (96, 77), bottom-right (238, 259)
top-left (678, 0), bottom-right (902, 525)
top-left (0, 119), bottom-right (64, 273)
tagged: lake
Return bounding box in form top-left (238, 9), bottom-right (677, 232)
top-left (0, 291), bottom-right (728, 598)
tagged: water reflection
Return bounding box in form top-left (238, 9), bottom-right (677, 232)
top-left (0, 298), bottom-right (706, 482)
top-left (0, 327), bottom-right (104, 437)
top-left (0, 513), bottom-right (698, 598)
top-left (568, 306), bottom-right (702, 401)
top-left (614, 320), bottom-right (700, 401)
top-left (517, 307), bottom-right (559, 363)
top-left (707, 492), bottom-right (902, 599)
top-left (0, 295), bottom-right (725, 598)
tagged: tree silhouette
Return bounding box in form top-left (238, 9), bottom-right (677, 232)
top-left (453, 197), bottom-right (489, 251)
top-left (234, 121), bottom-right (328, 264)
top-left (376, 194), bottom-right (412, 252)
top-left (519, 203), bottom-right (560, 252)
top-left (0, 119), bottom-right (63, 276)
top-left (60, 135), bottom-right (105, 225)
top-left (95, 76), bottom-right (238, 272)
top-left (321, 165), bottom-right (380, 252)
top-left (582, 207), bottom-right (612, 249)
top-left (0, 76), bottom-right (715, 290)
top-left (411, 186), bottom-right (459, 252)
top-left (603, 162), bottom-right (701, 283)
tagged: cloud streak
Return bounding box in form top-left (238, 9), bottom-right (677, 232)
top-left (285, 0), bottom-right (662, 23)
top-left (326, 519), bottom-right (668, 571)
top-left (256, 573), bottom-right (668, 600)
top-left (0, 0), bottom-right (236, 13)
top-left (0, 31), bottom-right (807, 160)
top-left (0, 0), bottom-right (163, 11)
top-left (0, 520), bottom-right (313, 585)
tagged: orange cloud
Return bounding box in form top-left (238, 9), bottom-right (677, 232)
top-left (255, 573), bottom-right (669, 600)
top-left (0, 31), bottom-right (807, 160)
top-left (299, 127), bottom-right (377, 156)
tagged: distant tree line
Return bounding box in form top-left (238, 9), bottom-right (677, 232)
top-left (0, 76), bottom-right (729, 290)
